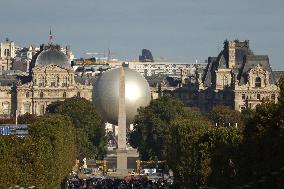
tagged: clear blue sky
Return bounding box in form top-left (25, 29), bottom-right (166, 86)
top-left (0, 0), bottom-right (283, 69)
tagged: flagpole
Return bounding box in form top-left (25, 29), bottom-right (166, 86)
top-left (49, 27), bottom-right (53, 44)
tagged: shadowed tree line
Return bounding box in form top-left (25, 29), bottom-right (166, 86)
top-left (0, 97), bottom-right (106, 188)
top-left (130, 77), bottom-right (284, 189)
top-left (0, 115), bottom-right (76, 188)
top-left (46, 97), bottom-right (106, 160)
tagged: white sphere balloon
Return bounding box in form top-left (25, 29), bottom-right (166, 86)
top-left (93, 67), bottom-right (151, 125)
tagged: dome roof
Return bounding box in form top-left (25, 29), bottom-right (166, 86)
top-left (35, 48), bottom-right (70, 68)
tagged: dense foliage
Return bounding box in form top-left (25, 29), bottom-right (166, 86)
top-left (0, 115), bottom-right (76, 189)
top-left (167, 110), bottom-right (211, 188)
top-left (129, 95), bottom-right (186, 160)
top-left (130, 77), bottom-right (284, 189)
top-left (207, 105), bottom-right (244, 128)
top-left (47, 97), bottom-right (106, 159)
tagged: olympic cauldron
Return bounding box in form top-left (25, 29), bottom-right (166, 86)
top-left (93, 67), bottom-right (151, 125)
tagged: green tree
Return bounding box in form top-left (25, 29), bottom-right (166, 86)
top-left (167, 109), bottom-right (211, 188)
top-left (0, 115), bottom-right (76, 189)
top-left (208, 105), bottom-right (244, 128)
top-left (47, 97), bottom-right (106, 159)
top-left (18, 113), bottom-right (37, 124)
top-left (0, 136), bottom-right (23, 188)
top-left (28, 115), bottom-right (76, 188)
top-left (129, 95), bottom-right (186, 160)
top-left (206, 127), bottom-right (243, 189)
top-left (235, 77), bottom-right (284, 188)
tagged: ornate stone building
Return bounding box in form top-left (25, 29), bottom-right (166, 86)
top-left (0, 85), bottom-right (14, 116)
top-left (0, 38), bottom-right (15, 74)
top-left (164, 40), bottom-right (281, 112)
top-left (0, 44), bottom-right (92, 117)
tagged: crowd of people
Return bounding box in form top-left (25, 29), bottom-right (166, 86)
top-left (68, 177), bottom-right (176, 189)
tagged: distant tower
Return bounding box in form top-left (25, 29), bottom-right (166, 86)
top-left (0, 38), bottom-right (15, 58)
top-left (180, 69), bottom-right (188, 86)
top-left (66, 45), bottom-right (71, 61)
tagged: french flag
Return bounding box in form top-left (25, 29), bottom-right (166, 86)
top-left (49, 29), bottom-right (53, 41)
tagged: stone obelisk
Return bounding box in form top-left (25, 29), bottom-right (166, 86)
top-left (116, 66), bottom-right (128, 175)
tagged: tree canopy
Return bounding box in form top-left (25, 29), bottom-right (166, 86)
top-left (166, 109), bottom-right (211, 188)
top-left (207, 105), bottom-right (244, 128)
top-left (47, 97), bottom-right (106, 159)
top-left (129, 95), bottom-right (186, 160)
top-left (130, 77), bottom-right (284, 188)
top-left (0, 115), bottom-right (76, 188)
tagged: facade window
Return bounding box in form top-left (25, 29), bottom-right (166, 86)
top-left (4, 49), bottom-right (10, 56)
top-left (2, 102), bottom-right (10, 115)
top-left (62, 77), bottom-right (68, 87)
top-left (222, 75), bottom-right (228, 87)
top-left (24, 103), bottom-right (30, 113)
top-left (26, 92), bottom-right (30, 98)
top-left (241, 106), bottom-right (246, 112)
top-left (50, 77), bottom-right (56, 87)
top-left (40, 92), bottom-right (44, 98)
top-left (271, 94), bottom-right (276, 100)
top-left (242, 94), bottom-right (246, 100)
top-left (77, 92), bottom-right (81, 98)
top-left (255, 77), bottom-right (262, 88)
top-left (39, 76), bottom-right (45, 87)
top-left (257, 94), bottom-right (260, 100)
top-left (63, 92), bottom-right (67, 98)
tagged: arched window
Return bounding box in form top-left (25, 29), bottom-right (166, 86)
top-left (77, 92), bottom-right (81, 98)
top-left (222, 75), bottom-right (228, 87)
top-left (62, 77), bottom-right (68, 87)
top-left (24, 103), bottom-right (30, 113)
top-left (26, 92), bottom-right (30, 98)
top-left (4, 49), bottom-right (10, 56)
top-left (63, 92), bottom-right (66, 98)
top-left (255, 77), bottom-right (261, 88)
top-left (271, 94), bottom-right (276, 100)
top-left (40, 92), bottom-right (44, 98)
top-left (39, 76), bottom-right (45, 87)
top-left (2, 102), bottom-right (10, 115)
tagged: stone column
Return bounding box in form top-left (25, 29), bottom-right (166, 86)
top-left (116, 67), bottom-right (128, 175)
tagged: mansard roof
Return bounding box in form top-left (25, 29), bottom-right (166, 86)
top-left (235, 47), bottom-right (254, 67)
top-left (202, 40), bottom-right (275, 87)
top-left (0, 75), bottom-right (18, 86)
top-left (217, 51), bottom-right (227, 69)
top-left (273, 71), bottom-right (284, 83)
top-left (215, 43), bottom-right (253, 70)
top-left (239, 55), bottom-right (275, 84)
top-left (202, 57), bottom-right (217, 87)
